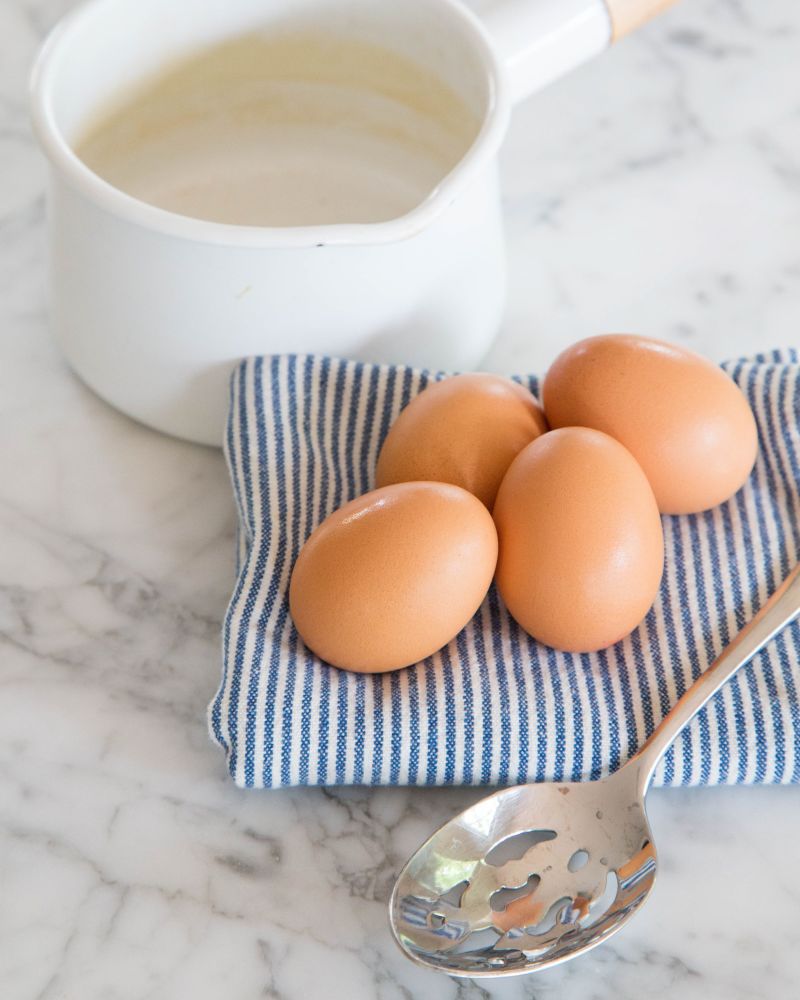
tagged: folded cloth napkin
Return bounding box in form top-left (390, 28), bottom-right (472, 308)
top-left (209, 350), bottom-right (800, 789)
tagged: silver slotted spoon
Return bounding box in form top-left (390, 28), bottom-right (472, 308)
top-left (389, 563), bottom-right (800, 978)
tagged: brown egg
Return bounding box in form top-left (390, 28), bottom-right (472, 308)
top-left (375, 373), bottom-right (548, 509)
top-left (289, 482), bottom-right (498, 673)
top-left (542, 334), bottom-right (758, 515)
top-left (493, 428), bottom-right (664, 653)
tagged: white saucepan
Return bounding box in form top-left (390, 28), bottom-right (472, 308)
top-left (31, 0), bottom-right (677, 445)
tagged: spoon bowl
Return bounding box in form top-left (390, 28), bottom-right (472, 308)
top-left (390, 762), bottom-right (654, 977)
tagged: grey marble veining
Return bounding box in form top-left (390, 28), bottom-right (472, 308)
top-left (1, 1), bottom-right (800, 997)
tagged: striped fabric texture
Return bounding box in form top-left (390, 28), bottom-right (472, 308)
top-left (209, 350), bottom-right (800, 789)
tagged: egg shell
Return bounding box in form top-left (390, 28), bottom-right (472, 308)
top-left (493, 427), bottom-right (664, 653)
top-left (375, 373), bottom-right (548, 509)
top-left (542, 334), bottom-right (758, 515)
top-left (289, 481), bottom-right (498, 673)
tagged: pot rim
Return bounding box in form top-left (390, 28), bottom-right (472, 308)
top-left (29, 0), bottom-right (511, 249)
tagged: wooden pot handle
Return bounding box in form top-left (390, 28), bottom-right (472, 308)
top-left (605, 0), bottom-right (678, 39)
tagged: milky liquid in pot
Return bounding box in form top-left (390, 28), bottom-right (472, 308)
top-left (74, 32), bottom-right (480, 227)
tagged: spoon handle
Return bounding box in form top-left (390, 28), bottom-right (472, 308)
top-left (631, 562), bottom-right (800, 791)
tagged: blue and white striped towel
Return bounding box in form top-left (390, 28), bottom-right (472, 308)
top-left (209, 350), bottom-right (800, 789)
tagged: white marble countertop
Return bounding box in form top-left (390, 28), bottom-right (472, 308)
top-left (2, 0), bottom-right (800, 997)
